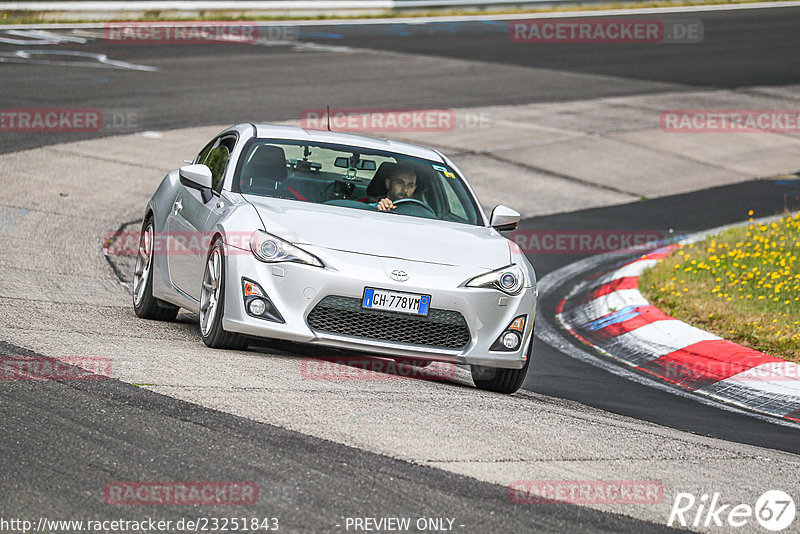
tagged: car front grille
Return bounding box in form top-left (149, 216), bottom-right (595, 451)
top-left (307, 295), bottom-right (471, 350)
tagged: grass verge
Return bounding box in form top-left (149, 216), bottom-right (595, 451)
top-left (640, 211), bottom-right (800, 363)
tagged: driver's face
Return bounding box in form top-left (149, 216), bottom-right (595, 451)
top-left (385, 174), bottom-right (416, 201)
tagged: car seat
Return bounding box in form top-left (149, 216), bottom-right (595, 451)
top-left (240, 145), bottom-right (288, 193)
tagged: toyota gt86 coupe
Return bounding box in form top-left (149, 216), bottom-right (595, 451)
top-left (133, 123), bottom-right (537, 393)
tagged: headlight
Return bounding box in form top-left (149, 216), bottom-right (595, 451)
top-left (249, 230), bottom-right (323, 267)
top-left (465, 264), bottom-right (524, 295)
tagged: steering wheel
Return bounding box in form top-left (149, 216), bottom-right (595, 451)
top-left (321, 178), bottom-right (357, 201)
top-left (392, 198), bottom-right (436, 216)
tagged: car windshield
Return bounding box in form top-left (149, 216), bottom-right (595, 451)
top-left (233, 139), bottom-right (483, 226)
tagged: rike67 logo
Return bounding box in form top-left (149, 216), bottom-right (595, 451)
top-left (668, 490), bottom-right (795, 531)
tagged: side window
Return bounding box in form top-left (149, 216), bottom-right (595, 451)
top-left (196, 135), bottom-right (236, 193)
top-left (195, 141), bottom-right (214, 165)
top-left (205, 145), bottom-right (230, 192)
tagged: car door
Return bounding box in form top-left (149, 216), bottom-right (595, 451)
top-left (167, 136), bottom-right (233, 300)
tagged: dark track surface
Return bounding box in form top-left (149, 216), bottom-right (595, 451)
top-left (1, 7), bottom-right (799, 531)
top-left (298, 10), bottom-right (800, 87)
top-left (2, 7), bottom-right (799, 154)
top-left (1, 341), bottom-right (682, 533)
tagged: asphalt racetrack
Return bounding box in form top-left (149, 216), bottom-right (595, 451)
top-left (1, 5), bottom-right (800, 532)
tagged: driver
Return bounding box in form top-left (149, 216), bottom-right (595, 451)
top-left (375, 166), bottom-right (417, 211)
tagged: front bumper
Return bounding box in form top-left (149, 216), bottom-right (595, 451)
top-left (221, 244), bottom-right (537, 369)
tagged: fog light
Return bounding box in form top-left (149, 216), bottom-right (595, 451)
top-left (501, 331), bottom-right (520, 350)
top-left (248, 298), bottom-right (266, 316)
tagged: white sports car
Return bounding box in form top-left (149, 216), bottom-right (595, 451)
top-left (133, 124), bottom-right (537, 393)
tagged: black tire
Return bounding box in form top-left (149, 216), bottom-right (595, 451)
top-left (132, 217), bottom-right (179, 321)
top-left (471, 337), bottom-right (533, 394)
top-left (200, 238), bottom-right (248, 350)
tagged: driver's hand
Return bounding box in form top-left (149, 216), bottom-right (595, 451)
top-left (377, 198), bottom-right (395, 211)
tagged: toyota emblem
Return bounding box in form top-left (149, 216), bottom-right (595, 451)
top-left (389, 269), bottom-right (409, 282)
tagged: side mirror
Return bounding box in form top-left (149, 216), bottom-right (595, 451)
top-left (490, 205), bottom-right (520, 231)
top-left (179, 164), bottom-right (213, 190)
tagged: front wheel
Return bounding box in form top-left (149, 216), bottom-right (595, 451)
top-left (199, 238), bottom-right (248, 350)
top-left (470, 338), bottom-right (533, 394)
top-left (132, 218), bottom-right (179, 321)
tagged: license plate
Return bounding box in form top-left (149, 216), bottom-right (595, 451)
top-left (362, 288), bottom-right (431, 316)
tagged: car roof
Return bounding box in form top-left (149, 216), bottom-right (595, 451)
top-left (249, 124), bottom-right (445, 163)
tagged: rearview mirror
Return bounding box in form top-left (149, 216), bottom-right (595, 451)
top-left (179, 164), bottom-right (213, 190)
top-left (334, 157), bottom-right (376, 171)
top-left (490, 205), bottom-right (520, 231)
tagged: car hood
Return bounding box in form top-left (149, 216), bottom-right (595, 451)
top-left (244, 196), bottom-right (509, 270)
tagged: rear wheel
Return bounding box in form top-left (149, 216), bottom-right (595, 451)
top-left (132, 218), bottom-right (179, 321)
top-left (471, 337), bottom-right (533, 394)
top-left (199, 238), bottom-right (248, 350)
